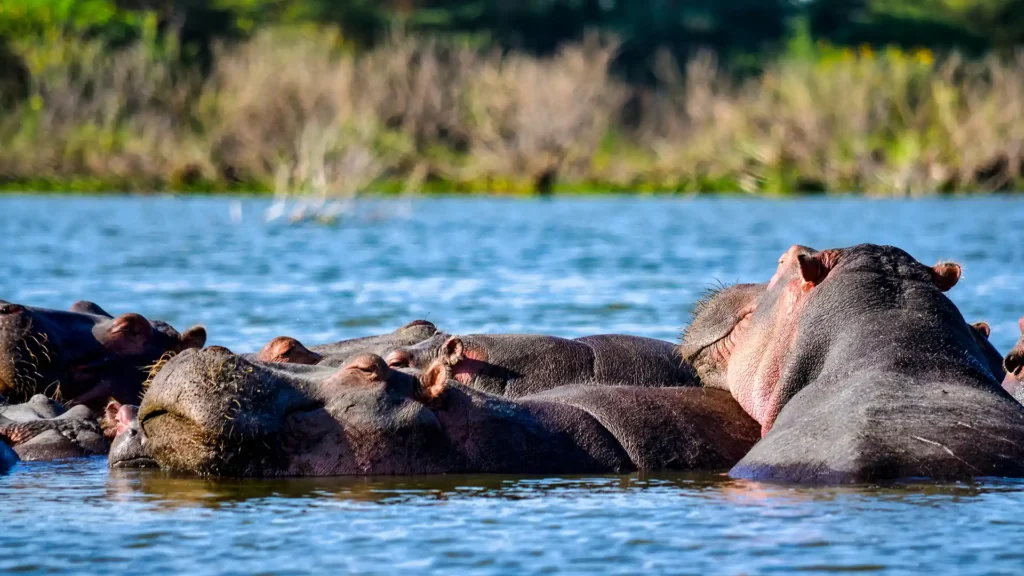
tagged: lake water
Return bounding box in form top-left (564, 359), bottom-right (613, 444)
top-left (1, 195), bottom-right (1023, 574)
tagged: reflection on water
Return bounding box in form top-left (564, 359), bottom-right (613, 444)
top-left (2, 196), bottom-right (1024, 573)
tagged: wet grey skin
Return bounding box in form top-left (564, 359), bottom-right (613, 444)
top-left (125, 347), bottom-right (760, 477)
top-left (725, 244), bottom-right (1024, 483)
top-left (0, 300), bottom-right (206, 410)
top-left (0, 394), bottom-right (108, 460)
top-left (108, 404), bottom-right (157, 469)
top-left (384, 332), bottom-right (699, 397)
top-left (249, 320), bottom-right (441, 367)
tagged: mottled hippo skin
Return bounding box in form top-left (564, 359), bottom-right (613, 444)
top-left (1003, 318), bottom-right (1024, 403)
top-left (385, 333), bottom-right (697, 397)
top-left (0, 300), bottom-right (206, 409)
top-left (679, 283), bottom-right (766, 391)
top-left (253, 320), bottom-right (440, 367)
top-left (0, 394), bottom-right (109, 460)
top-left (727, 244), bottom-right (1024, 483)
top-left (125, 347), bottom-right (760, 476)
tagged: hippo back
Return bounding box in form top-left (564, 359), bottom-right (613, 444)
top-left (574, 335), bottom-right (697, 388)
top-left (525, 385), bottom-right (760, 471)
top-left (732, 368), bottom-right (1024, 483)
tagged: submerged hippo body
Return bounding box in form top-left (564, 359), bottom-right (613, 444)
top-left (253, 320), bottom-right (440, 367)
top-left (725, 244), bottom-right (1024, 483)
top-left (386, 333), bottom-right (697, 397)
top-left (0, 394), bottom-right (109, 460)
top-left (0, 300), bottom-right (206, 409)
top-left (126, 348), bottom-right (760, 477)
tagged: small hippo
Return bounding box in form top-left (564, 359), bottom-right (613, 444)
top-left (1003, 318), bottom-right (1024, 402)
top-left (123, 348), bottom-right (760, 477)
top-left (723, 244), bottom-right (1024, 483)
top-left (0, 300), bottom-right (206, 409)
top-left (385, 333), bottom-right (698, 397)
top-left (107, 403), bottom-right (156, 468)
top-left (0, 394), bottom-right (109, 460)
top-left (252, 320), bottom-right (440, 367)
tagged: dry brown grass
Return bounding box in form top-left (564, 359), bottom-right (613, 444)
top-left (2, 32), bottom-right (1023, 195)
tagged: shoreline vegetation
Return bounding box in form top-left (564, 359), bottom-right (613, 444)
top-left (3, 31), bottom-right (1024, 197)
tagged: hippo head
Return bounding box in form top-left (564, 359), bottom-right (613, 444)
top-left (255, 337), bottom-right (324, 365)
top-left (106, 402), bottom-right (158, 468)
top-left (0, 300), bottom-right (206, 408)
top-left (726, 244), bottom-right (965, 435)
top-left (1003, 318), bottom-right (1024, 397)
top-left (136, 347), bottom-right (452, 476)
top-left (679, 283), bottom-right (765, 390)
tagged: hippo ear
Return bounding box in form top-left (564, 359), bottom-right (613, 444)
top-left (931, 262), bottom-right (961, 292)
top-left (71, 301), bottom-right (112, 317)
top-left (1017, 317), bottom-right (1024, 335)
top-left (972, 322), bottom-right (992, 339)
top-left (179, 326), bottom-right (207, 351)
top-left (104, 314), bottom-right (154, 354)
top-left (418, 361), bottom-right (450, 403)
top-left (797, 254), bottom-right (829, 286)
top-left (104, 400), bottom-right (121, 423)
top-left (442, 336), bottom-right (465, 366)
top-left (101, 400), bottom-right (122, 438)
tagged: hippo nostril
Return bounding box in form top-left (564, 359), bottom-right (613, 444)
top-left (0, 304), bottom-right (25, 315)
top-left (1005, 352), bottom-right (1024, 377)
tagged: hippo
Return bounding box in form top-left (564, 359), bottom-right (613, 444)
top-left (384, 333), bottom-right (697, 397)
top-left (1003, 318), bottom-right (1024, 402)
top-left (124, 347), bottom-right (760, 476)
top-left (107, 403), bottom-right (156, 468)
top-left (723, 244), bottom-right (1024, 483)
top-left (252, 320), bottom-right (440, 367)
top-left (0, 300), bottom-right (206, 409)
top-left (0, 394), bottom-right (109, 460)
top-left (679, 283), bottom-right (766, 391)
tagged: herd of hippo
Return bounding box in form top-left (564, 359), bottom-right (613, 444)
top-left (4, 243), bottom-right (1024, 484)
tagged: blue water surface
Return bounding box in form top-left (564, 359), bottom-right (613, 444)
top-left (1, 195), bottom-right (1023, 575)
